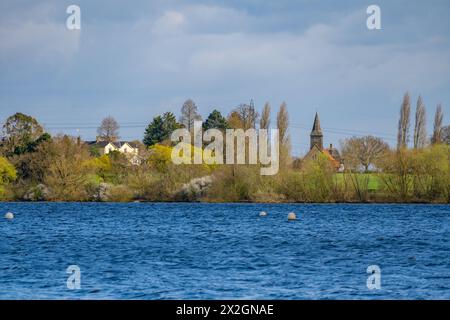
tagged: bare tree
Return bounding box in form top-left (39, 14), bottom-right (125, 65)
top-left (442, 125), bottom-right (450, 145)
top-left (235, 99), bottom-right (259, 130)
top-left (413, 95), bottom-right (427, 149)
top-left (97, 116), bottom-right (119, 142)
top-left (341, 136), bottom-right (390, 172)
top-left (180, 99), bottom-right (202, 132)
top-left (277, 102), bottom-right (291, 166)
top-left (432, 104), bottom-right (444, 144)
top-left (397, 92), bottom-right (411, 149)
top-left (260, 102), bottom-right (271, 130)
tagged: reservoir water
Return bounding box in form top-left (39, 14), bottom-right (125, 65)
top-left (0, 203), bottom-right (449, 299)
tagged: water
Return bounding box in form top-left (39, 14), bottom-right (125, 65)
top-left (0, 202), bottom-right (449, 299)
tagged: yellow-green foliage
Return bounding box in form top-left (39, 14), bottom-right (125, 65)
top-left (301, 154), bottom-right (335, 202)
top-left (376, 145), bottom-right (450, 202)
top-left (281, 156), bottom-right (338, 203)
top-left (411, 144), bottom-right (449, 201)
top-left (0, 156), bottom-right (17, 199)
top-left (0, 156), bottom-right (17, 184)
top-left (148, 144), bottom-right (173, 173)
top-left (2, 134), bottom-right (449, 203)
top-left (85, 154), bottom-right (112, 182)
top-left (85, 152), bottom-right (130, 185)
top-left (88, 154), bottom-right (112, 173)
top-left (377, 148), bottom-right (414, 201)
top-left (150, 143), bottom-right (215, 173)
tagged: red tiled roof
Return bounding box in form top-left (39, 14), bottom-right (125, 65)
top-left (321, 149), bottom-right (340, 169)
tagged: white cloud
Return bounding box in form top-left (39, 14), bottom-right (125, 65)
top-left (181, 5), bottom-right (253, 34)
top-left (1, 1), bottom-right (449, 151)
top-left (152, 10), bottom-right (185, 35)
top-left (0, 21), bottom-right (80, 62)
top-left (0, 3), bottom-right (80, 73)
top-left (132, 7), bottom-right (450, 96)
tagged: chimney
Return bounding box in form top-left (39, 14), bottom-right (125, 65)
top-left (329, 143), bottom-right (333, 149)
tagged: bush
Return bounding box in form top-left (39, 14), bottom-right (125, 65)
top-left (0, 156), bottom-right (16, 184)
top-left (85, 182), bottom-right (111, 202)
top-left (23, 184), bottom-right (50, 201)
top-left (411, 144), bottom-right (449, 202)
top-left (301, 154), bottom-right (335, 202)
top-left (206, 166), bottom-right (260, 202)
top-left (0, 156), bottom-right (17, 200)
top-left (107, 185), bottom-right (134, 202)
top-left (175, 176), bottom-right (213, 201)
top-left (44, 136), bottom-right (92, 201)
top-left (277, 171), bottom-right (306, 202)
top-left (377, 148), bottom-right (414, 202)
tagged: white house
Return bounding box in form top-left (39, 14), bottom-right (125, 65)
top-left (86, 140), bottom-right (140, 164)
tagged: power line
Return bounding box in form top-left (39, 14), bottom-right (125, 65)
top-left (290, 122), bottom-right (397, 137)
top-left (43, 119), bottom-right (399, 143)
top-left (45, 122), bottom-right (397, 138)
top-left (289, 123), bottom-right (397, 141)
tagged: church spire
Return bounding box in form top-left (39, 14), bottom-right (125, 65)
top-left (311, 112), bottom-right (322, 134)
top-left (310, 112), bottom-right (323, 150)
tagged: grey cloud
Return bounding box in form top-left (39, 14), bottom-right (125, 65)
top-left (0, 0), bottom-right (449, 155)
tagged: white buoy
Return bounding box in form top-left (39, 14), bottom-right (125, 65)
top-left (287, 212), bottom-right (296, 221)
top-left (5, 212), bottom-right (14, 220)
top-left (259, 211), bottom-right (267, 217)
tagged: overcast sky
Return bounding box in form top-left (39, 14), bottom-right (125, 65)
top-left (1, 0), bottom-right (449, 155)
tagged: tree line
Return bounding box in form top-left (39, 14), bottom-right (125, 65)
top-left (0, 95), bottom-right (449, 203)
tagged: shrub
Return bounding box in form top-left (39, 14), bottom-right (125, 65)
top-left (206, 166), bottom-right (260, 202)
top-left (107, 185), bottom-right (134, 202)
top-left (301, 154), bottom-right (335, 202)
top-left (176, 176), bottom-right (213, 201)
top-left (411, 144), bottom-right (449, 202)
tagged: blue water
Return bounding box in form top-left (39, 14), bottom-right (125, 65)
top-left (0, 203), bottom-right (449, 299)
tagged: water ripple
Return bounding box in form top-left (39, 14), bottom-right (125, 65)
top-left (0, 202), bottom-right (449, 299)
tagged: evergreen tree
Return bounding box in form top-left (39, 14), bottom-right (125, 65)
top-left (143, 112), bottom-right (181, 147)
top-left (203, 110), bottom-right (229, 131)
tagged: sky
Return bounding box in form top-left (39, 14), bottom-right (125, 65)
top-left (0, 0), bottom-right (449, 156)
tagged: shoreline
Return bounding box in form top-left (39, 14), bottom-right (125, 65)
top-left (1, 200), bottom-right (449, 205)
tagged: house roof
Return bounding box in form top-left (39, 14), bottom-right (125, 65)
top-left (85, 141), bottom-right (139, 149)
top-left (322, 149), bottom-right (340, 169)
top-left (114, 141), bottom-right (139, 149)
top-left (304, 144), bottom-right (341, 170)
top-left (326, 147), bottom-right (341, 162)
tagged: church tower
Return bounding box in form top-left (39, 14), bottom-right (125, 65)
top-left (310, 112), bottom-right (323, 150)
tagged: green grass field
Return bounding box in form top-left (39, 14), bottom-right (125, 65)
top-left (334, 173), bottom-right (381, 191)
